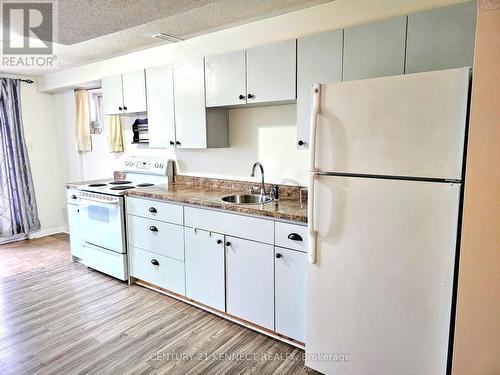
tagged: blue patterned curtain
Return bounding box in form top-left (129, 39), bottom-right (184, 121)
top-left (0, 79), bottom-right (40, 242)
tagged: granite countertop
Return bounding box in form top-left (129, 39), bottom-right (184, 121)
top-left (126, 183), bottom-right (307, 224)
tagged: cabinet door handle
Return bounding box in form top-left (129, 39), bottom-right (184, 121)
top-left (149, 226), bottom-right (158, 232)
top-left (175, 141), bottom-right (181, 146)
top-left (71, 194), bottom-right (77, 199)
top-left (123, 106), bottom-right (128, 111)
top-left (169, 141), bottom-right (175, 146)
top-left (288, 233), bottom-right (303, 241)
top-left (118, 106), bottom-right (123, 111)
top-left (298, 140), bottom-right (304, 146)
top-left (216, 239), bottom-right (222, 245)
top-left (247, 94), bottom-right (255, 99)
top-left (148, 207), bottom-right (157, 213)
top-left (151, 259), bottom-right (159, 266)
top-left (239, 94), bottom-right (246, 100)
top-left (275, 253), bottom-right (282, 259)
top-left (225, 241), bottom-right (231, 247)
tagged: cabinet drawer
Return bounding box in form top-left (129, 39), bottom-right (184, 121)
top-left (66, 188), bottom-right (79, 204)
top-left (184, 206), bottom-right (274, 244)
top-left (126, 197), bottom-right (183, 225)
top-left (129, 246), bottom-right (185, 295)
top-left (275, 222), bottom-right (309, 253)
top-left (127, 215), bottom-right (184, 261)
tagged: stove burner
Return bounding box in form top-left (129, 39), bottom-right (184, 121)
top-left (136, 183), bottom-right (154, 187)
top-left (109, 180), bottom-right (132, 185)
top-left (110, 186), bottom-right (135, 191)
top-left (88, 183), bottom-right (107, 187)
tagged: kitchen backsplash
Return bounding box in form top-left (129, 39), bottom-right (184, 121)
top-left (114, 170), bottom-right (307, 201)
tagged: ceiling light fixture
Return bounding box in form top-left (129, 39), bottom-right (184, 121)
top-left (152, 33), bottom-right (184, 43)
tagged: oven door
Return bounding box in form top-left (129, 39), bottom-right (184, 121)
top-left (79, 193), bottom-right (125, 253)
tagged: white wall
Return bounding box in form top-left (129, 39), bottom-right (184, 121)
top-left (57, 103), bottom-right (308, 186)
top-left (175, 105), bottom-right (308, 185)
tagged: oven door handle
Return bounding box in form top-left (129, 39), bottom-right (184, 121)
top-left (79, 197), bottom-right (120, 205)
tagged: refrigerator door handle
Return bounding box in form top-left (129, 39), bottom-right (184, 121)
top-left (308, 84), bottom-right (321, 264)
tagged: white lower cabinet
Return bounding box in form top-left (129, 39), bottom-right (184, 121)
top-left (275, 247), bottom-right (307, 342)
top-left (184, 228), bottom-right (225, 311)
top-left (129, 246), bottom-right (185, 295)
top-left (67, 202), bottom-right (83, 259)
top-left (225, 236), bottom-right (274, 330)
top-left (126, 198), bottom-right (307, 344)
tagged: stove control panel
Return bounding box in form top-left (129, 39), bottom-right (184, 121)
top-left (123, 156), bottom-right (173, 178)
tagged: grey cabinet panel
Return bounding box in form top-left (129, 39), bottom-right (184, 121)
top-left (205, 51), bottom-right (247, 107)
top-left (297, 30), bottom-right (343, 149)
top-left (246, 40), bottom-right (297, 104)
top-left (406, 1), bottom-right (476, 74)
top-left (173, 58), bottom-right (208, 148)
top-left (146, 65), bottom-right (176, 148)
top-left (343, 16), bottom-right (407, 81)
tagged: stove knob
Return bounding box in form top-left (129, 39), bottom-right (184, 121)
top-left (159, 163), bottom-right (164, 169)
top-left (154, 163), bottom-right (159, 168)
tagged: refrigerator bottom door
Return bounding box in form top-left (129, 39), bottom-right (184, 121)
top-left (306, 176), bottom-right (461, 375)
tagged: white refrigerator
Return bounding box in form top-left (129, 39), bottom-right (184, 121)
top-left (306, 68), bottom-right (470, 375)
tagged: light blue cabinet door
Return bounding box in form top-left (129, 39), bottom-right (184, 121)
top-left (296, 30), bottom-right (343, 149)
top-left (343, 16), bottom-right (407, 81)
top-left (185, 228), bottom-right (225, 311)
top-left (146, 65), bottom-right (176, 148)
top-left (406, 1), bottom-right (477, 74)
top-left (246, 40), bottom-right (297, 104)
top-left (67, 203), bottom-right (83, 259)
top-left (205, 50), bottom-right (247, 107)
top-left (226, 236), bottom-right (274, 329)
top-left (275, 247), bottom-right (307, 342)
top-left (102, 74), bottom-right (123, 115)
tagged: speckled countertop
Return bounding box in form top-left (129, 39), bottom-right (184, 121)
top-left (126, 184), bottom-right (307, 224)
top-left (65, 176), bottom-right (308, 223)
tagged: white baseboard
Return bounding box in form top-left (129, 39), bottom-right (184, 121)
top-left (29, 226), bottom-right (68, 239)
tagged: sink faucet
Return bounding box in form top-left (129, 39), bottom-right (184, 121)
top-left (251, 162), bottom-right (266, 196)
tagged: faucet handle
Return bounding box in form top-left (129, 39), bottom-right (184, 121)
top-left (250, 186), bottom-right (260, 194)
top-left (270, 185), bottom-right (280, 201)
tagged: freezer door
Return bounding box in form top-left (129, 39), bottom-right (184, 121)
top-left (306, 176), bottom-right (460, 375)
top-left (315, 67), bottom-right (469, 180)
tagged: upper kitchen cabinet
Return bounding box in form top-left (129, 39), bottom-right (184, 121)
top-left (102, 74), bottom-right (123, 115)
top-left (205, 50), bottom-right (247, 107)
top-left (246, 40), bottom-right (297, 104)
top-left (205, 40), bottom-right (297, 107)
top-left (296, 30), bottom-right (343, 149)
top-left (343, 16), bottom-right (407, 81)
top-left (102, 69), bottom-right (147, 115)
top-left (405, 1), bottom-right (477, 74)
top-left (145, 65), bottom-right (176, 148)
top-left (121, 70), bottom-right (147, 113)
top-left (173, 58), bottom-right (229, 149)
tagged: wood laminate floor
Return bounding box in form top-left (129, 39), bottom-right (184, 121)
top-left (0, 233), bottom-right (71, 277)
top-left (0, 237), bottom-right (318, 375)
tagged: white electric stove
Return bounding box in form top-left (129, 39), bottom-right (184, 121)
top-left (80, 156), bottom-right (173, 196)
top-left (77, 156), bottom-right (173, 281)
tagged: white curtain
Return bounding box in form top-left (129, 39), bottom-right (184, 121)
top-left (75, 90), bottom-right (92, 152)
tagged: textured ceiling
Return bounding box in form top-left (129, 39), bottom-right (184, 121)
top-left (0, 0), bottom-right (330, 76)
top-left (57, 0), bottom-right (221, 45)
